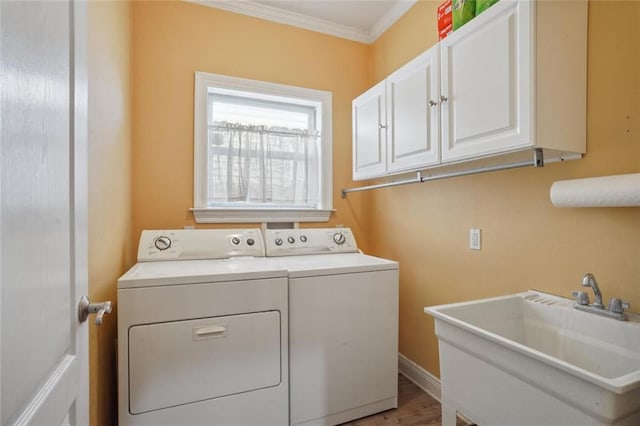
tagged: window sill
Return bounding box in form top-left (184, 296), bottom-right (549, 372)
top-left (190, 208), bottom-right (333, 224)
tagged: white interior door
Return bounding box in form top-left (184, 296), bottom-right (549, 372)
top-left (1, 1), bottom-right (89, 425)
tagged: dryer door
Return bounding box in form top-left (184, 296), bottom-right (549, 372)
top-left (128, 311), bottom-right (281, 414)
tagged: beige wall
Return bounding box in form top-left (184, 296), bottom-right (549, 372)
top-left (369, 0), bottom-right (640, 376)
top-left (88, 2), bottom-right (133, 425)
top-left (131, 1), bottom-right (373, 251)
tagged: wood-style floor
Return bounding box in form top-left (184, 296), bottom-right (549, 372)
top-left (340, 375), bottom-right (470, 426)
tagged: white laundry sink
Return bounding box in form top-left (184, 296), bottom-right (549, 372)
top-left (425, 291), bottom-right (640, 426)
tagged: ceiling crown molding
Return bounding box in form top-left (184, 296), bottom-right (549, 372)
top-left (368, 1), bottom-right (416, 42)
top-left (187, 0), bottom-right (417, 44)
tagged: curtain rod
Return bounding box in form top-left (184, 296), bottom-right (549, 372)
top-left (208, 123), bottom-right (319, 138)
top-left (341, 149), bottom-right (544, 198)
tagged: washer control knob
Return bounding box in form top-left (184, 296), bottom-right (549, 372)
top-left (154, 236), bottom-right (172, 251)
top-left (287, 236), bottom-right (295, 244)
top-left (275, 238), bottom-right (283, 246)
top-left (231, 236), bottom-right (241, 246)
top-left (333, 232), bottom-right (346, 245)
top-left (246, 238), bottom-right (255, 246)
top-left (300, 235), bottom-right (307, 243)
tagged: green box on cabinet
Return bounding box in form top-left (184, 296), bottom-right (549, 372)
top-left (452, 0), bottom-right (476, 30)
top-left (476, 0), bottom-right (499, 15)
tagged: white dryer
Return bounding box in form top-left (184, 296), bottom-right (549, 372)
top-left (265, 228), bottom-right (399, 426)
top-left (117, 229), bottom-right (288, 425)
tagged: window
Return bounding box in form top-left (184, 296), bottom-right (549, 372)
top-left (192, 72), bottom-right (333, 223)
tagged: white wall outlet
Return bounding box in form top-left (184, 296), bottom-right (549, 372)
top-left (469, 228), bottom-right (481, 250)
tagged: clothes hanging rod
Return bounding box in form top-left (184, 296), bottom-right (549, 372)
top-left (341, 149), bottom-right (544, 198)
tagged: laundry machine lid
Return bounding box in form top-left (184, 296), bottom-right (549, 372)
top-left (118, 258), bottom-right (288, 289)
top-left (276, 253), bottom-right (398, 278)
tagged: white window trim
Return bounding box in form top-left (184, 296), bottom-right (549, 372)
top-left (192, 71), bottom-right (333, 223)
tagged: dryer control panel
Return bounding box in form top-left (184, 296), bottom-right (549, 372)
top-left (137, 229), bottom-right (265, 262)
top-left (265, 228), bottom-right (358, 257)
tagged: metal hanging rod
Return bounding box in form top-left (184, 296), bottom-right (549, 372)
top-left (341, 149), bottom-right (544, 198)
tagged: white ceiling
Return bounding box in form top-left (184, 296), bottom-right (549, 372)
top-left (190, 0), bottom-right (418, 44)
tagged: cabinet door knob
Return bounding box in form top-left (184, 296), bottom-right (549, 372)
top-left (429, 100), bottom-right (438, 107)
top-left (440, 95), bottom-right (448, 103)
top-left (378, 124), bottom-right (387, 129)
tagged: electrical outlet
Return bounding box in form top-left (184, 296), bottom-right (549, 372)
top-left (469, 228), bottom-right (481, 250)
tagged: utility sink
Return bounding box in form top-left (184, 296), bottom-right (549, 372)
top-left (425, 291), bottom-right (640, 426)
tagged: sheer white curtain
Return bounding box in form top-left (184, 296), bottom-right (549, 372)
top-left (207, 122), bottom-right (320, 207)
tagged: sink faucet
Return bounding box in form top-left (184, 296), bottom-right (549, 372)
top-left (581, 272), bottom-right (604, 309)
top-left (573, 273), bottom-right (630, 321)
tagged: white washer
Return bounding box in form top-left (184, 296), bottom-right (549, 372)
top-left (265, 228), bottom-right (399, 426)
top-left (117, 229), bottom-right (289, 425)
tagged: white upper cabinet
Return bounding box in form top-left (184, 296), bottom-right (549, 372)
top-left (353, 44), bottom-right (440, 181)
top-left (352, 80), bottom-right (386, 180)
top-left (352, 0), bottom-right (587, 181)
top-left (441, 0), bottom-right (531, 161)
top-left (387, 46), bottom-right (440, 174)
top-left (440, 0), bottom-right (587, 163)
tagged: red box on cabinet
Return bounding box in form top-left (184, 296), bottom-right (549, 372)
top-left (438, 0), bottom-right (453, 40)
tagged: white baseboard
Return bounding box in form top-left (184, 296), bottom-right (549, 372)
top-left (397, 353), bottom-right (441, 401)
top-left (397, 354), bottom-right (475, 425)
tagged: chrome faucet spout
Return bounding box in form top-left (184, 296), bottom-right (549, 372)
top-left (581, 272), bottom-right (604, 308)
top-left (573, 273), bottom-right (627, 320)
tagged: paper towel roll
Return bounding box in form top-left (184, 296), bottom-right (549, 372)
top-left (550, 173), bottom-right (640, 207)
top-left (549, 173), bottom-right (640, 207)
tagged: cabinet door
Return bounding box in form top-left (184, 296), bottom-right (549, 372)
top-left (387, 45), bottom-right (440, 174)
top-left (441, 0), bottom-right (532, 162)
top-left (352, 80), bottom-right (386, 180)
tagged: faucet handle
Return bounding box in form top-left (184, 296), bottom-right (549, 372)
top-left (572, 291), bottom-right (589, 306)
top-left (609, 298), bottom-right (630, 314)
